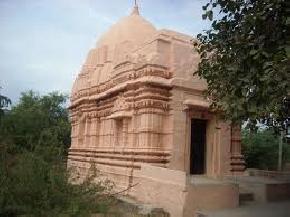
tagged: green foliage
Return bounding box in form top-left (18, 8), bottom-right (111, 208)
top-left (0, 91), bottom-right (114, 217)
top-left (0, 91), bottom-right (71, 154)
top-left (242, 129), bottom-right (290, 170)
top-left (195, 0), bottom-right (289, 125)
top-left (0, 143), bottom-right (114, 217)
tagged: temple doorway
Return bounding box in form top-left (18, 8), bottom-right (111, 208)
top-left (190, 119), bottom-right (207, 175)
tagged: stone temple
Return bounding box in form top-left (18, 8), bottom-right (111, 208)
top-left (68, 3), bottom-right (245, 217)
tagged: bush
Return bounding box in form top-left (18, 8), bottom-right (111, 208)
top-left (0, 143), bottom-right (114, 217)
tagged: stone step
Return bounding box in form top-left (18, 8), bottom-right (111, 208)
top-left (239, 186), bottom-right (255, 205)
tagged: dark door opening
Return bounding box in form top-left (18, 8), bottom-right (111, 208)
top-left (190, 119), bottom-right (207, 175)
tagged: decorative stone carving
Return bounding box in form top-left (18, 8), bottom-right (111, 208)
top-left (113, 94), bottom-right (127, 112)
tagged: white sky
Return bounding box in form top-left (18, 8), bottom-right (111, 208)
top-left (0, 0), bottom-right (210, 103)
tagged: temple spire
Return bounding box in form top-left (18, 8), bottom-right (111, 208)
top-left (131, 0), bottom-right (140, 15)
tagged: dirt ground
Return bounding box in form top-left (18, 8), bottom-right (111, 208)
top-left (93, 199), bottom-right (170, 217)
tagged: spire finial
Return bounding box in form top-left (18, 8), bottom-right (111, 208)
top-left (131, 0), bottom-right (140, 15)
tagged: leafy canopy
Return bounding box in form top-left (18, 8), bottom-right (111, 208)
top-left (195, 0), bottom-right (289, 125)
top-left (0, 90), bottom-right (70, 154)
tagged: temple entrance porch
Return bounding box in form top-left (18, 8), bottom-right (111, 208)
top-left (184, 107), bottom-right (228, 178)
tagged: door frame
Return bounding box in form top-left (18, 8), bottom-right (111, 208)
top-left (185, 109), bottom-right (213, 175)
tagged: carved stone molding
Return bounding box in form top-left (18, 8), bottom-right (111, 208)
top-left (113, 94), bottom-right (128, 112)
top-left (70, 64), bottom-right (173, 105)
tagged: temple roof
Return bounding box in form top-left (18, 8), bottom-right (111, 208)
top-left (71, 3), bottom-right (202, 100)
top-left (96, 5), bottom-right (156, 49)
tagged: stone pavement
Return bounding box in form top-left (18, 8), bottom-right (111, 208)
top-left (199, 201), bottom-right (290, 217)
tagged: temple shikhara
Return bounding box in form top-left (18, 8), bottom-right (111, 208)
top-left (68, 3), bottom-right (245, 217)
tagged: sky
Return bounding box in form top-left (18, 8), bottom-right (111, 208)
top-left (0, 0), bottom-right (210, 103)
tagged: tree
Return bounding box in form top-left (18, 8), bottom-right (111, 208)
top-left (195, 0), bottom-right (289, 126)
top-left (0, 91), bottom-right (114, 217)
top-left (0, 91), bottom-right (70, 154)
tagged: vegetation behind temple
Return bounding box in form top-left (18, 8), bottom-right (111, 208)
top-left (242, 129), bottom-right (290, 170)
top-left (0, 91), bottom-right (70, 154)
top-left (0, 91), bottom-right (113, 217)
